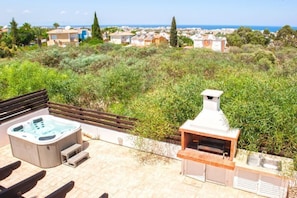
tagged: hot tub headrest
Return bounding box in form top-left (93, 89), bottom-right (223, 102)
top-left (39, 135), bottom-right (56, 141)
top-left (13, 125), bottom-right (24, 132)
top-left (33, 117), bottom-right (43, 124)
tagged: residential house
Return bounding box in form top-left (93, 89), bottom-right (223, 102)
top-left (0, 26), bottom-right (9, 34)
top-left (152, 34), bottom-right (169, 45)
top-left (109, 31), bottom-right (134, 44)
top-left (47, 28), bottom-right (79, 47)
top-left (131, 34), bottom-right (146, 46)
top-left (131, 32), bottom-right (169, 47)
top-left (191, 34), bottom-right (226, 52)
top-left (144, 33), bottom-right (154, 46)
top-left (77, 28), bottom-right (91, 41)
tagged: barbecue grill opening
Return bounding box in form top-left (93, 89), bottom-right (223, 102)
top-left (186, 134), bottom-right (231, 157)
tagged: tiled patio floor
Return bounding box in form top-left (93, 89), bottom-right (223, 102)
top-left (0, 136), bottom-right (263, 198)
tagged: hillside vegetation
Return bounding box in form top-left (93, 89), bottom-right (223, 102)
top-left (0, 43), bottom-right (296, 167)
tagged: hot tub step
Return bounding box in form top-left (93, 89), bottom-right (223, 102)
top-left (67, 151), bottom-right (89, 167)
top-left (61, 144), bottom-right (82, 163)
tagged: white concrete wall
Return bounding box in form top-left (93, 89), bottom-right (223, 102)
top-left (131, 39), bottom-right (145, 46)
top-left (0, 108), bottom-right (50, 147)
top-left (212, 40), bottom-right (222, 52)
top-left (194, 40), bottom-right (203, 48)
top-left (81, 123), bottom-right (181, 160)
top-left (110, 37), bottom-right (122, 44)
top-left (122, 36), bottom-right (132, 43)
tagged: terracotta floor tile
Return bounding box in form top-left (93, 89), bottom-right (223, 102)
top-left (0, 138), bottom-right (263, 198)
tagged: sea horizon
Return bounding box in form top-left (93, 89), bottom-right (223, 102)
top-left (58, 24), bottom-right (297, 33)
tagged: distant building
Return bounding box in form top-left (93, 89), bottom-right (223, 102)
top-left (47, 28), bottom-right (79, 47)
top-left (77, 28), bottom-right (91, 41)
top-left (144, 33), bottom-right (154, 46)
top-left (0, 26), bottom-right (9, 34)
top-left (191, 34), bottom-right (226, 52)
top-left (131, 34), bottom-right (146, 46)
top-left (152, 34), bottom-right (169, 45)
top-left (131, 32), bottom-right (169, 47)
top-left (109, 31), bottom-right (135, 44)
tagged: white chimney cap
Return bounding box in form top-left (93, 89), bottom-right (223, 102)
top-left (201, 89), bottom-right (223, 98)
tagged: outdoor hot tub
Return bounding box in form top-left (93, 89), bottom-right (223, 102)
top-left (7, 115), bottom-right (82, 168)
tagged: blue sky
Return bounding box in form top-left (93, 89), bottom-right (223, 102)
top-left (1, 0), bottom-right (296, 27)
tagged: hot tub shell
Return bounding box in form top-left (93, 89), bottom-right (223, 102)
top-left (7, 115), bottom-right (82, 168)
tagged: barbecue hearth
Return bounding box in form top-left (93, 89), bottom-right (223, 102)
top-left (177, 89), bottom-right (240, 170)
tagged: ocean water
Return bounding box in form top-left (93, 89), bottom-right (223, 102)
top-left (71, 24), bottom-right (297, 32)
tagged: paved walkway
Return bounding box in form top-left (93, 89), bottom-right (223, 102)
top-left (0, 137), bottom-right (263, 198)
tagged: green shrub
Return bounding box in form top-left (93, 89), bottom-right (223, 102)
top-left (82, 37), bottom-right (103, 45)
top-left (96, 42), bottom-right (122, 53)
top-left (228, 46), bottom-right (243, 54)
top-left (128, 92), bottom-right (172, 140)
top-left (254, 50), bottom-right (276, 64)
top-left (30, 47), bottom-right (63, 68)
top-left (274, 47), bottom-right (297, 64)
top-left (88, 54), bottom-right (116, 72)
top-left (0, 60), bottom-right (80, 104)
top-left (59, 54), bottom-right (109, 73)
top-left (241, 44), bottom-right (265, 53)
top-left (220, 71), bottom-right (297, 159)
top-left (97, 63), bottom-right (146, 104)
top-left (159, 75), bottom-right (205, 125)
top-left (0, 41), bottom-right (17, 58)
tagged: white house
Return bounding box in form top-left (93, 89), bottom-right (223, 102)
top-left (109, 31), bottom-right (135, 44)
top-left (191, 34), bottom-right (226, 52)
top-left (131, 34), bottom-right (146, 46)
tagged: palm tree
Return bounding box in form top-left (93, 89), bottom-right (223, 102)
top-left (33, 27), bottom-right (43, 47)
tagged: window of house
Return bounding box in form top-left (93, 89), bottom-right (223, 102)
top-left (51, 35), bottom-right (57, 40)
top-left (70, 34), bottom-right (77, 39)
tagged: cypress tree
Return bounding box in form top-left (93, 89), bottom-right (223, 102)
top-left (91, 12), bottom-right (103, 41)
top-left (10, 18), bottom-right (18, 45)
top-left (170, 16), bottom-right (178, 47)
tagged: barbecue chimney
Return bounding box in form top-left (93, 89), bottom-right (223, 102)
top-left (192, 89), bottom-right (230, 134)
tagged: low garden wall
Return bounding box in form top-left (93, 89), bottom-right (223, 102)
top-left (81, 123), bottom-right (181, 160)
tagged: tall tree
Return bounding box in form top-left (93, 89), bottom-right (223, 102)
top-left (53, 22), bottom-right (60, 29)
top-left (226, 26), bottom-right (268, 47)
top-left (276, 25), bottom-right (297, 47)
top-left (19, 22), bottom-right (34, 46)
top-left (91, 12), bottom-right (103, 41)
top-left (10, 18), bottom-right (18, 45)
top-left (170, 16), bottom-right (178, 47)
top-left (33, 27), bottom-right (47, 48)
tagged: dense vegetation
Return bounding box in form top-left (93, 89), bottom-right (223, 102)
top-left (0, 28), bottom-right (296, 167)
top-left (227, 25), bottom-right (297, 48)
